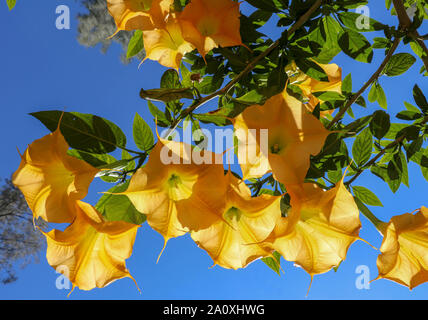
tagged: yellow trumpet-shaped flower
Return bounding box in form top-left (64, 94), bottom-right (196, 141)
top-left (41, 201), bottom-right (140, 294)
top-left (107, 0), bottom-right (173, 33)
top-left (122, 139), bottom-right (226, 252)
top-left (376, 207), bottom-right (428, 289)
top-left (234, 91), bottom-right (330, 186)
top-left (142, 17), bottom-right (195, 70)
top-left (270, 179), bottom-right (361, 277)
top-left (12, 129), bottom-right (99, 223)
top-left (178, 0), bottom-right (244, 59)
top-left (191, 171), bottom-right (281, 270)
top-left (287, 61), bottom-right (342, 115)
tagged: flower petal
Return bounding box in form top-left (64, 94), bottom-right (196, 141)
top-left (42, 201), bottom-right (140, 292)
top-left (12, 129), bottom-right (99, 223)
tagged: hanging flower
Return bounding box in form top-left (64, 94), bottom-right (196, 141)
top-left (12, 129), bottom-right (99, 223)
top-left (107, 0), bottom-right (174, 33)
top-left (41, 201), bottom-right (140, 294)
top-left (191, 171), bottom-right (281, 270)
top-left (234, 91), bottom-right (330, 186)
top-left (142, 17), bottom-right (195, 70)
top-left (269, 178), bottom-right (362, 278)
top-left (376, 207), bottom-right (428, 289)
top-left (121, 139), bottom-right (226, 256)
top-left (287, 61), bottom-right (342, 115)
top-left (178, 0), bottom-right (244, 59)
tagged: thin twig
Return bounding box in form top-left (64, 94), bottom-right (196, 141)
top-left (327, 37), bottom-right (401, 129)
top-left (163, 0), bottom-right (324, 137)
top-left (392, 0), bottom-right (428, 71)
top-left (345, 115), bottom-right (428, 185)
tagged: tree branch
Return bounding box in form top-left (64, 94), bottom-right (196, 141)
top-left (392, 0), bottom-right (428, 71)
top-left (345, 115), bottom-right (428, 186)
top-left (327, 37), bottom-right (401, 129)
top-left (164, 0), bottom-right (324, 137)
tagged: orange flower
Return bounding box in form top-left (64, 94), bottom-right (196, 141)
top-left (107, 0), bottom-right (173, 33)
top-left (287, 61), bottom-right (342, 115)
top-left (269, 179), bottom-right (362, 277)
top-left (142, 17), bottom-right (195, 70)
top-left (12, 129), bottom-right (98, 223)
top-left (234, 91), bottom-right (330, 186)
top-left (42, 201), bottom-right (140, 294)
top-left (121, 139), bottom-right (226, 255)
top-left (191, 171), bottom-right (281, 269)
top-left (376, 207), bottom-right (428, 289)
top-left (178, 0), bottom-right (243, 58)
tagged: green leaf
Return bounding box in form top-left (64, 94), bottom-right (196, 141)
top-left (368, 84), bottom-right (377, 103)
top-left (404, 101), bottom-right (420, 113)
top-left (352, 128), bottom-right (373, 166)
top-left (133, 112), bottom-right (154, 152)
top-left (295, 59), bottom-right (328, 82)
top-left (30, 110), bottom-right (127, 154)
top-left (232, 90), bottom-right (266, 105)
top-left (396, 110), bottom-right (423, 121)
top-left (140, 88), bottom-right (194, 103)
top-left (352, 186), bottom-right (383, 206)
top-left (126, 30), bottom-right (144, 59)
top-left (244, 0), bottom-right (282, 12)
top-left (96, 181), bottom-right (146, 225)
top-left (147, 101), bottom-right (170, 127)
top-left (68, 149), bottom-right (117, 168)
top-left (161, 69), bottom-right (181, 89)
top-left (194, 74), bottom-right (224, 95)
top-left (413, 85), bottom-right (428, 113)
top-left (384, 123), bottom-right (408, 139)
top-left (370, 164), bottom-right (400, 193)
top-left (344, 115), bottom-right (372, 135)
top-left (266, 55), bottom-right (288, 97)
top-left (248, 9), bottom-right (273, 28)
top-left (354, 197), bottom-right (382, 228)
top-left (261, 252), bottom-right (281, 275)
top-left (338, 28), bottom-right (373, 63)
top-left (6, 0), bottom-right (16, 10)
top-left (399, 150), bottom-right (409, 187)
top-left (355, 96), bottom-right (366, 108)
top-left (384, 53), bottom-right (416, 77)
top-left (313, 91), bottom-right (345, 102)
top-left (195, 101), bottom-right (249, 126)
top-left (386, 155), bottom-right (402, 193)
top-left (410, 148), bottom-right (428, 182)
top-left (410, 41), bottom-right (423, 58)
top-left (376, 83), bottom-right (387, 109)
top-left (342, 74), bottom-right (353, 94)
top-left (405, 136), bottom-right (423, 161)
top-left (307, 16), bottom-right (342, 64)
top-left (372, 37), bottom-right (390, 49)
top-left (337, 12), bottom-right (386, 32)
top-left (121, 150), bottom-right (136, 172)
top-left (369, 110), bottom-right (390, 139)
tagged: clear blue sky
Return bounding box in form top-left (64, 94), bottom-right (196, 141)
top-left (0, 1), bottom-right (427, 300)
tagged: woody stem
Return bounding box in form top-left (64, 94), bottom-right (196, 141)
top-left (164, 0), bottom-right (324, 137)
top-left (327, 36), bottom-right (401, 129)
top-left (392, 0), bottom-right (428, 71)
top-left (345, 115), bottom-right (428, 186)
